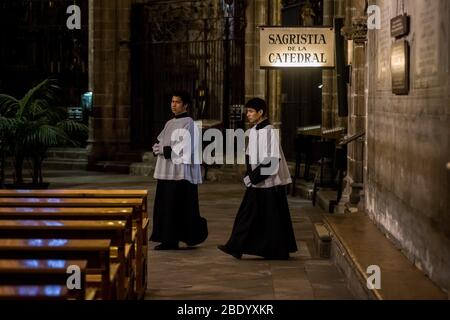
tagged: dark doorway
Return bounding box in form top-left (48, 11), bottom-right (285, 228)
top-left (281, 0), bottom-right (323, 160)
top-left (130, 1), bottom-right (246, 149)
top-left (0, 0), bottom-right (89, 122)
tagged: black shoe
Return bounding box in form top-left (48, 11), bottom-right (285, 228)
top-left (154, 242), bottom-right (179, 250)
top-left (217, 245), bottom-right (242, 259)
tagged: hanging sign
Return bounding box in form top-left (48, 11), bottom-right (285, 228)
top-left (390, 14), bottom-right (409, 38)
top-left (259, 26), bottom-right (335, 68)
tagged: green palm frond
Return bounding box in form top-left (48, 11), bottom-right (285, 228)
top-left (24, 124), bottom-right (70, 147)
top-left (18, 78), bottom-right (60, 119)
top-left (30, 104), bottom-right (62, 124)
top-left (57, 119), bottom-right (89, 134)
top-left (0, 116), bottom-right (18, 133)
top-left (0, 94), bottom-right (20, 116)
top-left (28, 99), bottom-right (47, 117)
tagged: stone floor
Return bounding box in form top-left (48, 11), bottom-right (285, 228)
top-left (42, 169), bottom-right (354, 300)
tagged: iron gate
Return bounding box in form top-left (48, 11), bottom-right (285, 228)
top-left (131, 0), bottom-right (246, 148)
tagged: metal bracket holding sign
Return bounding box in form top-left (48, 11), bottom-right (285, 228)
top-left (259, 26), bottom-right (335, 68)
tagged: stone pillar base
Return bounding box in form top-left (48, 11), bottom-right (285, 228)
top-left (345, 182), bottom-right (364, 213)
top-left (87, 141), bottom-right (131, 167)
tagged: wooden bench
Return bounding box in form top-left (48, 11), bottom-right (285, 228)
top-left (0, 219), bottom-right (130, 299)
top-left (0, 259), bottom-right (87, 300)
top-left (0, 207), bottom-right (136, 298)
top-left (0, 285), bottom-right (70, 300)
top-left (0, 188), bottom-right (148, 197)
top-left (0, 285), bottom-right (98, 300)
top-left (0, 196), bottom-right (148, 298)
top-left (0, 189), bottom-right (148, 218)
top-left (0, 207), bottom-right (134, 236)
top-left (0, 239), bottom-right (114, 300)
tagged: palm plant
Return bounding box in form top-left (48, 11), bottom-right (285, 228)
top-left (0, 117), bottom-right (17, 186)
top-left (0, 78), bottom-right (88, 186)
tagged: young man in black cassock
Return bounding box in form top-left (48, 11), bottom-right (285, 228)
top-left (218, 98), bottom-right (297, 260)
top-left (150, 91), bottom-right (208, 250)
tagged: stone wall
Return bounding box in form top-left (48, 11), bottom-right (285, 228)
top-left (366, 0), bottom-right (450, 291)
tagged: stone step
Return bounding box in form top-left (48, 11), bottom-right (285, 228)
top-left (292, 179), bottom-right (315, 199)
top-left (203, 165), bottom-right (245, 182)
top-left (323, 212), bottom-right (448, 300)
top-left (42, 158), bottom-right (88, 171)
top-left (46, 148), bottom-right (88, 160)
top-left (90, 161), bottom-right (131, 174)
top-left (313, 223), bottom-right (332, 259)
top-left (316, 189), bottom-right (338, 213)
top-left (129, 162), bottom-right (155, 177)
top-left (114, 151), bottom-right (144, 162)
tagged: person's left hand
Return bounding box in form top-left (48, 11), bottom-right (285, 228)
top-left (243, 176), bottom-right (252, 187)
top-left (152, 143), bottom-right (161, 155)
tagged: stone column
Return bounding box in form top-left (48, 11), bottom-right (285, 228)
top-left (349, 20), bottom-right (367, 210)
top-left (340, 0), bottom-right (367, 212)
top-left (321, 0), bottom-right (335, 130)
top-left (267, 0), bottom-right (282, 128)
top-left (87, 0), bottom-right (132, 166)
top-left (244, 0), bottom-right (268, 106)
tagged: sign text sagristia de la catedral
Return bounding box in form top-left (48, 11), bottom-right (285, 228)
top-left (259, 27), bottom-right (335, 68)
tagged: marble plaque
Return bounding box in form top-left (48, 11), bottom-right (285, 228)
top-left (414, 0), bottom-right (440, 88)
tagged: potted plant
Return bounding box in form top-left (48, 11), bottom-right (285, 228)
top-left (0, 78), bottom-right (88, 188)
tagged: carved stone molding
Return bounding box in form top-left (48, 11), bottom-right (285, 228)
top-left (353, 17), bottom-right (368, 42)
top-left (341, 17), bottom-right (368, 43)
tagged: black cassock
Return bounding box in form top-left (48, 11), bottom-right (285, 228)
top-left (150, 179), bottom-right (208, 246)
top-left (222, 119), bottom-right (297, 259)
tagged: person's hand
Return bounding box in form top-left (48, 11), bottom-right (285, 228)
top-left (243, 176), bottom-right (252, 187)
top-left (152, 143), bottom-right (161, 155)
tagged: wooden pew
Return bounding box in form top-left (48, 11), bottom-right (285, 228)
top-left (0, 207), bottom-right (136, 298)
top-left (0, 284), bottom-right (98, 300)
top-left (0, 259), bottom-right (87, 300)
top-left (0, 207), bottom-right (133, 237)
top-left (0, 239), bottom-right (113, 300)
top-left (0, 220), bottom-right (129, 299)
top-left (0, 188), bottom-right (148, 198)
top-left (0, 197), bottom-right (148, 298)
top-left (0, 285), bottom-right (70, 300)
top-left (0, 189), bottom-right (148, 218)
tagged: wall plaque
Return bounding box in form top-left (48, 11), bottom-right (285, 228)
top-left (391, 40), bottom-right (409, 95)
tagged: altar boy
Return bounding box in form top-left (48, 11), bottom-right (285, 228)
top-left (218, 97), bottom-right (297, 259)
top-left (150, 91), bottom-right (208, 250)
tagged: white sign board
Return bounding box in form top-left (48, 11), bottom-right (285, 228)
top-left (260, 27), bottom-right (335, 68)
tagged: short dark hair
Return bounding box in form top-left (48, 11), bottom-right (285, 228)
top-left (245, 97), bottom-right (267, 116)
top-left (172, 90), bottom-right (191, 106)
